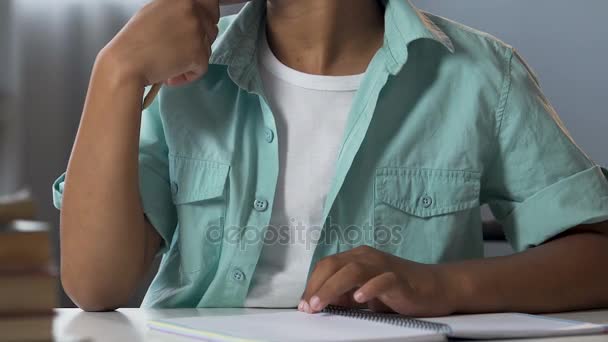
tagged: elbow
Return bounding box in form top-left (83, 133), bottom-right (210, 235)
top-left (75, 299), bottom-right (121, 313)
top-left (58, 218), bottom-right (143, 312)
top-left (61, 272), bottom-right (131, 312)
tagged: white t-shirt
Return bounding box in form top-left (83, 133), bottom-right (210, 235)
top-left (244, 35), bottom-right (364, 308)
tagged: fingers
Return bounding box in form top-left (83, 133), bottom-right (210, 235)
top-left (165, 0), bottom-right (216, 87)
top-left (354, 272), bottom-right (400, 304)
top-left (354, 272), bottom-right (423, 316)
top-left (192, 29), bottom-right (213, 77)
top-left (307, 262), bottom-right (377, 313)
top-left (299, 246), bottom-right (453, 317)
top-left (167, 32), bottom-right (210, 86)
top-left (300, 246), bottom-right (388, 314)
top-left (330, 290), bottom-right (367, 309)
top-left (194, 0), bottom-right (220, 24)
top-left (193, 1), bottom-right (220, 43)
top-left (366, 299), bottom-right (393, 313)
top-left (166, 74), bottom-right (189, 87)
top-left (188, 2), bottom-right (216, 80)
top-left (300, 256), bottom-right (345, 312)
top-left (166, 71), bottom-right (200, 86)
top-left (167, 27), bottom-right (212, 86)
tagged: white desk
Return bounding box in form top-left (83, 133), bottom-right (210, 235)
top-left (53, 308), bottom-right (608, 342)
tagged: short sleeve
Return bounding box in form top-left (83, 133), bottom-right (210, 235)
top-left (51, 92), bottom-right (177, 253)
top-left (138, 94), bottom-right (177, 253)
top-left (482, 49), bottom-right (608, 252)
top-left (52, 174), bottom-right (66, 209)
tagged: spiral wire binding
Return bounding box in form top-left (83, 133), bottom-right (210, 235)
top-left (322, 305), bottom-right (453, 335)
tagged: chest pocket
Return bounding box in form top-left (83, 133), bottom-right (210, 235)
top-left (169, 156), bottom-right (230, 274)
top-left (373, 168), bottom-right (480, 262)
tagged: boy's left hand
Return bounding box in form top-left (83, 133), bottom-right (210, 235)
top-left (299, 245), bottom-right (458, 317)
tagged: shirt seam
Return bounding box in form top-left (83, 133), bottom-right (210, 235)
top-left (481, 47), bottom-right (514, 195)
top-left (497, 48), bottom-right (516, 135)
top-left (418, 11), bottom-right (455, 52)
top-left (168, 153), bottom-right (231, 167)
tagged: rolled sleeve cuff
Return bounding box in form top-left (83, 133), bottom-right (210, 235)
top-left (51, 167), bottom-right (175, 254)
top-left (52, 173), bottom-right (66, 210)
top-left (504, 165), bottom-right (608, 251)
top-left (139, 163), bottom-right (177, 254)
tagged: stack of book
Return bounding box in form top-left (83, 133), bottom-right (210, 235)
top-left (1, 193), bottom-right (56, 341)
top-left (0, 190), bottom-right (36, 225)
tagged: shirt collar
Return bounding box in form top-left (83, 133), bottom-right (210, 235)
top-left (382, 0), bottom-right (455, 73)
top-left (209, 0), bottom-right (455, 90)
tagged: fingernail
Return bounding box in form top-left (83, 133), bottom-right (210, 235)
top-left (310, 296), bottom-right (322, 311)
top-left (298, 300), bottom-right (304, 311)
top-left (354, 291), bottom-right (365, 303)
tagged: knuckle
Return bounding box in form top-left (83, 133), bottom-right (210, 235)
top-left (316, 256), bottom-right (338, 271)
top-left (345, 261), bottom-right (364, 274)
top-left (314, 258), bottom-right (329, 271)
top-left (382, 272), bottom-right (399, 283)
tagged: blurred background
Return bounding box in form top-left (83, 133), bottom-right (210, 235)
top-left (0, 0), bottom-right (606, 307)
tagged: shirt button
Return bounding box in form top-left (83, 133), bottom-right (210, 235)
top-left (171, 182), bottom-right (179, 196)
top-left (264, 128), bottom-right (275, 143)
top-left (421, 195), bottom-right (433, 208)
top-left (253, 199), bottom-right (269, 212)
top-left (232, 269), bottom-right (246, 282)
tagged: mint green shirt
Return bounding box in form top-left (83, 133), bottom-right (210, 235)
top-left (53, 0), bottom-right (608, 308)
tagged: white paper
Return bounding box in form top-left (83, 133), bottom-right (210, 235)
top-left (149, 311), bottom-right (445, 342)
top-left (423, 313), bottom-right (607, 339)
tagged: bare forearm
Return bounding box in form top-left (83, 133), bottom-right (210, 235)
top-left (61, 52), bottom-right (158, 311)
top-left (442, 225), bottom-right (608, 314)
top-left (59, 0), bottom-right (222, 311)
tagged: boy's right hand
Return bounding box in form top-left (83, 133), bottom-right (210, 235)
top-left (100, 0), bottom-right (220, 88)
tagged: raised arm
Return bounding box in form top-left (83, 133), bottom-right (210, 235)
top-left (60, 0), bottom-right (219, 311)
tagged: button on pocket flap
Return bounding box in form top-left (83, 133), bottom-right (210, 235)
top-left (375, 168), bottom-right (480, 218)
top-left (169, 156), bottom-right (230, 205)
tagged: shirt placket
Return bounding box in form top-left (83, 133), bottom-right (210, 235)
top-left (219, 72), bottom-right (281, 306)
top-left (310, 49), bottom-right (394, 272)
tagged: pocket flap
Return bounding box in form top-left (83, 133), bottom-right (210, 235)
top-left (375, 168), bottom-right (480, 218)
top-left (169, 156), bottom-right (230, 205)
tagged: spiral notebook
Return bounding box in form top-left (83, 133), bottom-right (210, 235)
top-left (148, 305), bottom-right (608, 341)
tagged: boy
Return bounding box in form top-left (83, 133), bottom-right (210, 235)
top-left (53, 0), bottom-right (608, 315)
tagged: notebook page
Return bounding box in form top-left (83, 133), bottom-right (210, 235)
top-left (148, 311), bottom-right (445, 342)
top-left (423, 313), bottom-right (608, 340)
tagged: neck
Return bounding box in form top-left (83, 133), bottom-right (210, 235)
top-left (265, 0), bottom-right (385, 76)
